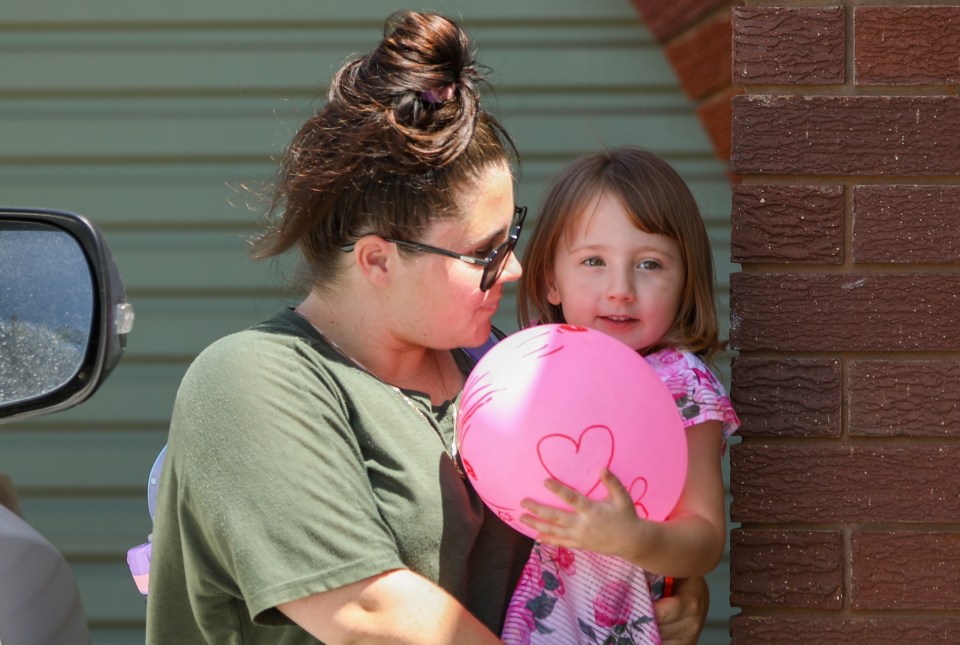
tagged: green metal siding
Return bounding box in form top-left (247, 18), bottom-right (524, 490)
top-left (1, 2), bottom-right (735, 642)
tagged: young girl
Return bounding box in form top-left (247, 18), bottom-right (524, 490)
top-left (501, 146), bottom-right (740, 644)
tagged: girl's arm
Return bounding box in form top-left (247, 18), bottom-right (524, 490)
top-left (519, 420), bottom-right (727, 578)
top-left (278, 568), bottom-right (503, 644)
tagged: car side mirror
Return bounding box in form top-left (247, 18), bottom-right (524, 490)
top-left (0, 207), bottom-right (133, 424)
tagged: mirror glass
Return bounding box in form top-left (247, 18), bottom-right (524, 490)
top-left (0, 223), bottom-right (94, 406)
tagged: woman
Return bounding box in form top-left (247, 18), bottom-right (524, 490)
top-left (146, 11), bottom-right (707, 644)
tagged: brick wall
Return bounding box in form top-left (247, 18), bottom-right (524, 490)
top-left (729, 4), bottom-right (960, 643)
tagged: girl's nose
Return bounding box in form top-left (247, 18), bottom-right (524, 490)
top-left (606, 268), bottom-right (636, 300)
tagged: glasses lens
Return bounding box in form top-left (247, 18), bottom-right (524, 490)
top-left (480, 244), bottom-right (507, 292)
top-left (479, 206), bottom-right (525, 292)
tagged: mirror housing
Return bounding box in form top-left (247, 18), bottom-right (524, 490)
top-left (0, 207), bottom-right (133, 424)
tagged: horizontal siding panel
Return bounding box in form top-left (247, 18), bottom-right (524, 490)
top-left (90, 629), bottom-right (148, 644)
top-left (71, 560), bottom-right (147, 623)
top-left (3, 0), bottom-right (642, 24)
top-left (0, 106), bottom-right (712, 161)
top-left (0, 105), bottom-right (292, 161)
top-left (121, 296), bottom-right (287, 357)
top-left (0, 162), bottom-right (273, 228)
top-left (0, 430), bottom-right (166, 491)
top-left (19, 496), bottom-right (150, 557)
top-left (0, 30), bottom-right (663, 96)
top-left (513, 112), bottom-right (715, 156)
top-left (104, 230), bottom-right (293, 293)
top-left (704, 561), bottom-right (734, 644)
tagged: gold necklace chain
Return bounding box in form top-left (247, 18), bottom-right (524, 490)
top-left (293, 308), bottom-right (463, 478)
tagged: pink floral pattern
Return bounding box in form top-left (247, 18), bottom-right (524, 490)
top-left (645, 349), bottom-right (740, 442)
top-left (502, 544), bottom-right (658, 644)
top-left (501, 349), bottom-right (740, 645)
top-left (592, 580), bottom-right (633, 627)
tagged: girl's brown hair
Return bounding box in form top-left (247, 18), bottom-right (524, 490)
top-left (517, 146), bottom-right (724, 360)
top-left (251, 11), bottom-right (517, 287)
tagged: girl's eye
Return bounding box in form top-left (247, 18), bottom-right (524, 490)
top-left (583, 257), bottom-right (604, 267)
top-left (637, 259), bottom-right (662, 270)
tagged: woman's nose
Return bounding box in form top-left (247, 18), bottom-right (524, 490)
top-left (499, 251), bottom-right (523, 284)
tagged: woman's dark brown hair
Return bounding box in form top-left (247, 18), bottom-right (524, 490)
top-left (251, 11), bottom-right (517, 287)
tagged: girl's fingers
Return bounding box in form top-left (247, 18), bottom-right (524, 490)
top-left (519, 512), bottom-right (569, 536)
top-left (600, 468), bottom-right (633, 504)
top-left (599, 467), bottom-right (625, 493)
top-left (536, 533), bottom-right (576, 548)
top-left (544, 472), bottom-right (631, 510)
top-left (518, 513), bottom-right (545, 531)
top-left (517, 515), bottom-right (575, 547)
top-left (544, 478), bottom-right (589, 509)
top-left (521, 499), bottom-right (575, 525)
top-left (520, 498), bottom-right (556, 518)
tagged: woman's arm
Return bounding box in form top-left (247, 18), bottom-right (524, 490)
top-left (278, 568), bottom-right (503, 645)
top-left (654, 575), bottom-right (710, 645)
top-left (519, 420), bottom-right (727, 578)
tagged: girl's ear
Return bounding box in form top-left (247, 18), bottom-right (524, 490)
top-left (545, 270), bottom-right (562, 306)
top-left (352, 235), bottom-right (393, 287)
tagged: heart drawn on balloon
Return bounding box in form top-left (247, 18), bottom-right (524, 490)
top-left (537, 425), bottom-right (615, 498)
top-left (628, 477), bottom-right (650, 519)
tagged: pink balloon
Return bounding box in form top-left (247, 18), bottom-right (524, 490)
top-left (457, 324), bottom-right (687, 539)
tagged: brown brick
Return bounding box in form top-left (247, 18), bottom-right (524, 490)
top-left (732, 185), bottom-right (843, 264)
top-left (731, 444), bottom-right (960, 524)
top-left (733, 7), bottom-right (845, 85)
top-left (730, 273), bottom-right (960, 352)
top-left (853, 186), bottom-right (960, 263)
top-left (630, 0), bottom-right (728, 42)
top-left (732, 358), bottom-right (841, 438)
top-left (697, 87), bottom-right (740, 161)
top-left (731, 96), bottom-right (960, 176)
top-left (731, 616), bottom-right (960, 644)
top-left (696, 86), bottom-right (738, 161)
top-left (856, 7), bottom-right (960, 85)
top-left (730, 529), bottom-right (842, 609)
top-left (665, 11), bottom-right (731, 100)
top-left (849, 360), bottom-right (960, 437)
top-left (852, 531), bottom-right (960, 610)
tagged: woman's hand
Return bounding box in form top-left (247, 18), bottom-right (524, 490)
top-left (518, 468), bottom-right (649, 560)
top-left (653, 575), bottom-right (709, 645)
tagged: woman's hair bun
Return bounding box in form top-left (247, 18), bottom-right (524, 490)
top-left (328, 11), bottom-right (488, 169)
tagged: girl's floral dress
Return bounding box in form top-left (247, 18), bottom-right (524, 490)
top-left (500, 348), bottom-right (740, 645)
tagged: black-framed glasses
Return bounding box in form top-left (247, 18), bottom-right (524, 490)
top-left (341, 205), bottom-right (526, 291)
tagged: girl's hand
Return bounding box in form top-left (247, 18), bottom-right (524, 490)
top-left (518, 468), bottom-right (649, 560)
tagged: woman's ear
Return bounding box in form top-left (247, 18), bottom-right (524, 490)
top-left (351, 235), bottom-right (393, 287)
